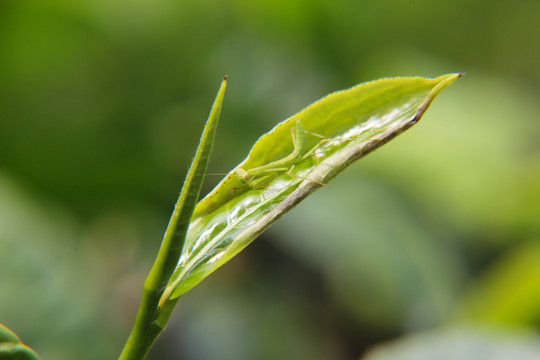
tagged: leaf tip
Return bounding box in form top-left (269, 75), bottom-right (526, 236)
top-left (410, 73), bottom-right (463, 124)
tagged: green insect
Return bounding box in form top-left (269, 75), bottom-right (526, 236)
top-left (234, 119), bottom-right (351, 189)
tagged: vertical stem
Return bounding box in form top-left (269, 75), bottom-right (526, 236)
top-left (117, 77), bottom-right (227, 360)
top-left (118, 291), bottom-right (179, 360)
top-left (118, 290), bottom-right (162, 360)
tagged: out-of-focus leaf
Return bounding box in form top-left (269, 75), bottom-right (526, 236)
top-left (0, 324), bottom-right (21, 344)
top-left (0, 344), bottom-right (41, 360)
top-left (0, 174), bottom-right (119, 360)
top-left (0, 324), bottom-right (41, 360)
top-left (362, 327), bottom-right (540, 360)
top-left (162, 74), bottom-right (462, 300)
top-left (454, 239), bottom-right (540, 324)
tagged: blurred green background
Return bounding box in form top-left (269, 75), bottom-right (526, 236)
top-left (1, 0), bottom-right (540, 359)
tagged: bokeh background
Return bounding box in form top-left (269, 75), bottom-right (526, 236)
top-left (1, 0), bottom-right (540, 359)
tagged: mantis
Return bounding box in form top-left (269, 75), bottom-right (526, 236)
top-left (234, 119), bottom-right (352, 188)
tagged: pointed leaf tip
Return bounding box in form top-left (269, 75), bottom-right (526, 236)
top-left (163, 74), bottom-right (462, 300)
top-left (149, 76), bottom-right (227, 298)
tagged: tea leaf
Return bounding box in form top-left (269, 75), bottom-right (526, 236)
top-left (161, 73), bottom-right (462, 302)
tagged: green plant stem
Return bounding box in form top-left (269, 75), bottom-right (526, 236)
top-left (118, 77), bottom-right (227, 360)
top-left (117, 290), bottom-right (162, 360)
top-left (118, 290), bottom-right (180, 360)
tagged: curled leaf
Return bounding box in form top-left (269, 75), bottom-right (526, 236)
top-left (161, 73), bottom-right (462, 302)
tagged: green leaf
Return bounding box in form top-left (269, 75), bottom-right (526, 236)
top-left (454, 239), bottom-right (540, 324)
top-left (146, 75), bottom-right (228, 293)
top-left (0, 324), bottom-right (41, 360)
top-left (161, 73), bottom-right (462, 302)
top-left (119, 77), bottom-right (228, 360)
top-left (0, 324), bottom-right (21, 344)
top-left (361, 327), bottom-right (540, 360)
